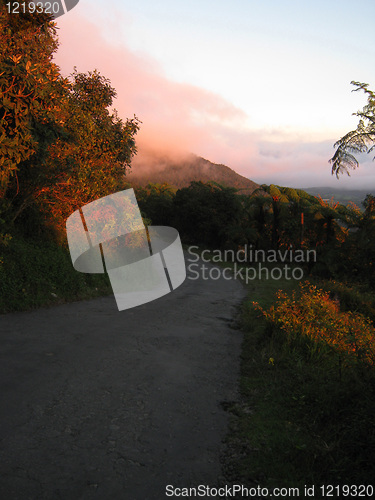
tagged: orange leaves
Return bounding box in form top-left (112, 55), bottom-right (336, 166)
top-left (255, 281), bottom-right (375, 366)
top-left (10, 54), bottom-right (22, 64)
top-left (316, 195), bottom-right (339, 209)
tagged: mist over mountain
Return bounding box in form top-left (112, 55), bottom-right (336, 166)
top-left (128, 151), bottom-right (259, 195)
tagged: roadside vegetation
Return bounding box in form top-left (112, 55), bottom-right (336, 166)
top-left (0, 234), bottom-right (111, 313)
top-left (222, 274), bottom-right (375, 496)
top-left (188, 250), bottom-right (375, 494)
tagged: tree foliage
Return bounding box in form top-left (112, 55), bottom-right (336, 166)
top-left (330, 82), bottom-right (375, 178)
top-left (0, 1), bottom-right (68, 197)
top-left (172, 181), bottom-right (244, 248)
top-left (36, 69), bottom-right (140, 238)
top-left (134, 179), bottom-right (375, 285)
top-left (135, 183), bottom-right (175, 226)
top-left (0, 5), bottom-right (140, 241)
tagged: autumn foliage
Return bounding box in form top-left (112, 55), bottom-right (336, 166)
top-left (254, 281), bottom-right (375, 367)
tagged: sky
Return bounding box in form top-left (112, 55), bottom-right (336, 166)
top-left (54, 0), bottom-right (375, 189)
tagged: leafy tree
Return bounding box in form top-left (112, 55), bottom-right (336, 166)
top-left (330, 82), bottom-right (375, 178)
top-left (135, 183), bottom-right (175, 226)
top-left (254, 185), bottom-right (290, 250)
top-left (241, 193), bottom-right (269, 249)
top-left (1, 5), bottom-right (140, 241)
top-left (310, 196), bottom-right (341, 245)
top-left (36, 69), bottom-right (140, 239)
top-left (282, 187), bottom-right (317, 248)
top-left (0, 1), bottom-right (68, 200)
top-left (330, 195), bottom-right (375, 286)
top-left (244, 188), bottom-right (272, 249)
top-left (356, 194), bottom-right (375, 264)
top-left (173, 181), bottom-right (243, 247)
top-left (363, 193), bottom-right (375, 215)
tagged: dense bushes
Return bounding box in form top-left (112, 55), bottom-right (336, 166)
top-left (134, 180), bottom-right (375, 289)
top-left (254, 281), bottom-right (375, 368)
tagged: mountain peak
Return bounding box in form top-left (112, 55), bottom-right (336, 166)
top-left (127, 151), bottom-right (259, 195)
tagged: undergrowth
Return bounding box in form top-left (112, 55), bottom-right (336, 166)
top-left (223, 273), bottom-right (375, 497)
top-left (0, 235), bottom-right (111, 314)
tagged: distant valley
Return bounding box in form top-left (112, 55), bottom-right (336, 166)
top-left (301, 187), bottom-right (375, 208)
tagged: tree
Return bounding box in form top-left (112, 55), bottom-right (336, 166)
top-left (0, 1), bottom-right (68, 199)
top-left (135, 183), bottom-right (175, 226)
top-left (255, 185), bottom-right (290, 250)
top-left (242, 192), bottom-right (271, 249)
top-left (282, 187), bottom-right (317, 248)
top-left (363, 193), bottom-right (375, 216)
top-left (1, 4), bottom-right (140, 241)
top-left (333, 195), bottom-right (375, 286)
top-left (311, 196), bottom-right (345, 245)
top-left (172, 181), bottom-right (243, 247)
top-left (36, 69), bottom-right (140, 239)
top-left (330, 82), bottom-right (375, 178)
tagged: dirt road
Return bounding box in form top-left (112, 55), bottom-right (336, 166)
top-left (0, 259), bottom-right (246, 499)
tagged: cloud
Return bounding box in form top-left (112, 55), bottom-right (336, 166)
top-left (54, 13), bottom-right (250, 153)
top-left (252, 141), bottom-right (375, 189)
top-left (54, 13), bottom-right (375, 190)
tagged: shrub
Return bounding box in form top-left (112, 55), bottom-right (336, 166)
top-left (254, 281), bottom-right (375, 368)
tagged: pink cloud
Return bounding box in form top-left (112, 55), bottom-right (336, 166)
top-left (54, 14), bottom-right (253, 157)
top-left (54, 14), bottom-right (375, 189)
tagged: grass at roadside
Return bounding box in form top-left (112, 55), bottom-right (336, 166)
top-left (0, 235), bottom-right (112, 314)
top-left (212, 257), bottom-right (375, 496)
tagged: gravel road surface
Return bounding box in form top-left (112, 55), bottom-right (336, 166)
top-left (0, 260), bottom-right (246, 499)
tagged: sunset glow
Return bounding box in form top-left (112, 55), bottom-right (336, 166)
top-left (54, 0), bottom-right (375, 188)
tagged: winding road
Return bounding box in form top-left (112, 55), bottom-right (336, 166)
top-left (0, 259), bottom-right (246, 499)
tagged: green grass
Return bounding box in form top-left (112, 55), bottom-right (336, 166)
top-left (0, 235), bottom-right (112, 314)
top-left (220, 263), bottom-right (375, 496)
top-left (312, 277), bottom-right (375, 324)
